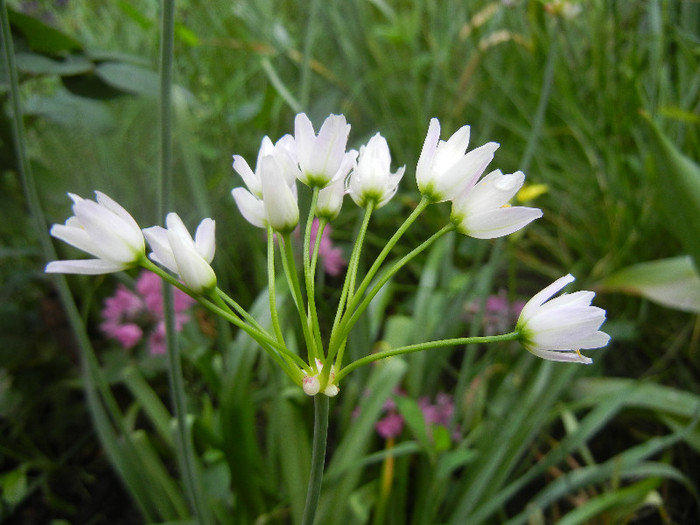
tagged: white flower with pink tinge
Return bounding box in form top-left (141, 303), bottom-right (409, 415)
top-left (517, 274), bottom-right (610, 364)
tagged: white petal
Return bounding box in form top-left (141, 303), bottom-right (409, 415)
top-left (94, 191), bottom-right (141, 233)
top-left (232, 155), bottom-right (261, 196)
top-left (519, 274), bottom-right (575, 323)
top-left (165, 213), bottom-right (192, 241)
top-left (45, 258), bottom-right (127, 274)
top-left (232, 187), bottom-right (267, 228)
top-left (416, 118), bottom-right (441, 187)
top-left (460, 206), bottom-right (542, 239)
top-left (50, 223), bottom-right (102, 259)
top-left (143, 225), bottom-right (178, 273)
top-left (73, 200), bottom-right (142, 261)
top-left (528, 347), bottom-right (594, 364)
top-left (261, 156), bottom-right (299, 232)
top-left (168, 229), bottom-right (216, 292)
top-left (194, 218), bottom-right (216, 263)
top-left (294, 113), bottom-right (315, 167)
top-left (440, 124), bottom-right (471, 158)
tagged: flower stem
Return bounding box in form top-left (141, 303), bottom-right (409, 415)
top-left (268, 226), bottom-right (286, 345)
top-left (301, 395), bottom-right (330, 525)
top-left (331, 223), bottom-right (455, 369)
top-left (158, 1), bottom-right (210, 521)
top-left (280, 233), bottom-right (318, 364)
top-left (336, 332), bottom-right (520, 382)
top-left (303, 189), bottom-right (324, 357)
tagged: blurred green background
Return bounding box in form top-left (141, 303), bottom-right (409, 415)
top-left (1, 0), bottom-right (699, 523)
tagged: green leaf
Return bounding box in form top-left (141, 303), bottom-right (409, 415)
top-left (14, 52), bottom-right (93, 75)
top-left (23, 90), bottom-right (116, 133)
top-left (0, 465), bottom-right (28, 506)
top-left (8, 8), bottom-right (82, 53)
top-left (645, 117), bottom-right (700, 269)
top-left (600, 256), bottom-right (700, 313)
top-left (96, 62), bottom-right (160, 97)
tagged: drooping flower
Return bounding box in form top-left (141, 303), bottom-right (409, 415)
top-left (347, 133), bottom-right (405, 209)
top-left (516, 274), bottom-right (610, 364)
top-left (450, 170), bottom-right (543, 239)
top-left (294, 113), bottom-right (353, 188)
top-left (143, 213), bottom-right (216, 294)
top-left (416, 118), bottom-right (500, 203)
top-left (100, 270), bottom-right (195, 355)
top-left (45, 191), bottom-right (145, 275)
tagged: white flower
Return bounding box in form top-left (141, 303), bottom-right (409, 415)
top-left (45, 191), bottom-right (145, 275)
top-left (232, 135), bottom-right (299, 198)
top-left (450, 170), bottom-right (542, 238)
top-left (347, 133), bottom-right (405, 209)
top-left (143, 213), bottom-right (216, 293)
top-left (295, 113), bottom-right (352, 188)
top-left (516, 274), bottom-right (610, 364)
top-left (416, 118), bottom-right (500, 202)
top-left (316, 176), bottom-right (346, 221)
top-left (232, 154), bottom-right (299, 233)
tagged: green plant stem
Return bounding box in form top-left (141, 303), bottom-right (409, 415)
top-left (158, 1), bottom-right (210, 521)
top-left (280, 233), bottom-right (318, 364)
top-left (268, 225), bottom-right (286, 345)
top-left (349, 196), bottom-right (430, 314)
top-left (336, 332), bottom-right (521, 382)
top-left (331, 222), bottom-right (455, 369)
top-left (215, 287), bottom-right (267, 333)
top-left (303, 189), bottom-right (324, 358)
top-left (328, 204), bottom-right (374, 354)
top-left (301, 395), bottom-right (330, 525)
top-left (327, 197), bottom-right (429, 365)
top-left (140, 259), bottom-right (307, 376)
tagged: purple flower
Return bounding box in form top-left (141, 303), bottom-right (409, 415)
top-left (100, 271), bottom-right (196, 355)
top-left (372, 391), bottom-right (460, 442)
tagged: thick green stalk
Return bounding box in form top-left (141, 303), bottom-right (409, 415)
top-left (301, 395), bottom-right (330, 525)
top-left (336, 332), bottom-right (521, 382)
top-left (158, 2), bottom-right (210, 521)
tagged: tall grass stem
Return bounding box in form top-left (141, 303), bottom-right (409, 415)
top-left (158, 1), bottom-right (211, 522)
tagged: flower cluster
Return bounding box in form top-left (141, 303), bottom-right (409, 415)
top-left (45, 113), bottom-right (610, 397)
top-left (374, 392), bottom-right (459, 441)
top-left (101, 270), bottom-right (195, 355)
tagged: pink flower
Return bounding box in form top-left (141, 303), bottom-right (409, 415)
top-left (371, 391), bottom-right (460, 442)
top-left (309, 219), bottom-right (346, 277)
top-left (100, 270), bottom-right (196, 355)
top-left (376, 411), bottom-right (405, 439)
